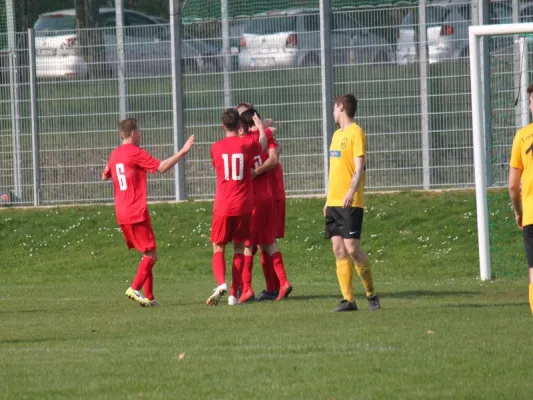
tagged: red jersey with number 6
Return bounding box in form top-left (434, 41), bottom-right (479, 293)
top-left (103, 144), bottom-right (161, 225)
top-left (211, 136), bottom-right (261, 217)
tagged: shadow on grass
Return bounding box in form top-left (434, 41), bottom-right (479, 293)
top-left (381, 290), bottom-right (478, 299)
top-left (0, 338), bottom-right (59, 345)
top-left (440, 302), bottom-right (527, 309)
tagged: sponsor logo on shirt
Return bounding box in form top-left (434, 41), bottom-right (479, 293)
top-left (330, 150), bottom-right (341, 158)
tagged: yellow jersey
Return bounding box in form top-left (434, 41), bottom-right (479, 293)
top-left (510, 123), bottom-right (533, 226)
top-left (326, 122), bottom-right (366, 208)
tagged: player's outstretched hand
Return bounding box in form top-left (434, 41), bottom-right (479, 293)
top-left (182, 135), bottom-right (195, 153)
top-left (252, 114), bottom-right (263, 130)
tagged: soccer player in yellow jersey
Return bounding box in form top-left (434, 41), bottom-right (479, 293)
top-left (509, 83), bottom-right (533, 315)
top-left (324, 94), bottom-right (380, 312)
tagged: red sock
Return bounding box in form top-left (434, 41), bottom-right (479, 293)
top-left (212, 251), bottom-right (226, 286)
top-left (261, 252), bottom-right (276, 292)
top-left (143, 269), bottom-right (154, 300)
top-left (269, 256), bottom-right (280, 292)
top-left (242, 255), bottom-right (254, 292)
top-left (231, 254), bottom-right (244, 296)
top-left (131, 256), bottom-right (155, 291)
top-left (271, 252), bottom-right (288, 287)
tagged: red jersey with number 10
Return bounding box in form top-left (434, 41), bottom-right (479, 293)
top-left (103, 144), bottom-right (161, 225)
top-left (211, 136), bottom-right (261, 216)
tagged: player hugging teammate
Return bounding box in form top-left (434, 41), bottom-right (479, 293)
top-left (207, 105), bottom-right (292, 306)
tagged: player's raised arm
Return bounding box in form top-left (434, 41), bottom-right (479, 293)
top-left (263, 118), bottom-right (274, 129)
top-left (157, 135), bottom-right (195, 173)
top-left (253, 114), bottom-right (268, 151)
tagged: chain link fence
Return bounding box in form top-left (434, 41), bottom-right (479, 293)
top-left (0, 0), bottom-right (531, 205)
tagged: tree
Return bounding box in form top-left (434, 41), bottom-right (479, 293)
top-left (74, 0), bottom-right (109, 77)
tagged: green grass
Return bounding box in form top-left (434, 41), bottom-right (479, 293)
top-left (1, 191), bottom-right (532, 399)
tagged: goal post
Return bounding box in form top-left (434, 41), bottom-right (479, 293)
top-left (469, 23), bottom-right (533, 281)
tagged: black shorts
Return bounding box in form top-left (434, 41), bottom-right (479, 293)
top-left (523, 225), bottom-right (533, 266)
top-left (324, 207), bottom-right (364, 239)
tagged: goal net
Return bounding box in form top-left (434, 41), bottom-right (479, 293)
top-left (470, 22), bottom-right (533, 281)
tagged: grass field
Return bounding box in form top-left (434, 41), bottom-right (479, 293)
top-left (1, 191), bottom-right (532, 399)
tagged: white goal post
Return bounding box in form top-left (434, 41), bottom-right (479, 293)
top-left (470, 23), bottom-right (533, 281)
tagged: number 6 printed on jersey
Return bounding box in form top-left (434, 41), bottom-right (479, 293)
top-left (116, 163), bottom-right (128, 191)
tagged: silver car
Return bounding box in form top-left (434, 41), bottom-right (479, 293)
top-left (396, 0), bottom-right (513, 65)
top-left (33, 8), bottom-right (221, 79)
top-left (239, 8), bottom-right (394, 70)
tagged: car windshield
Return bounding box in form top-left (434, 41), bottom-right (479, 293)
top-left (401, 7), bottom-right (450, 27)
top-left (34, 15), bottom-right (76, 36)
top-left (426, 7), bottom-right (451, 26)
top-left (245, 16), bottom-right (297, 34)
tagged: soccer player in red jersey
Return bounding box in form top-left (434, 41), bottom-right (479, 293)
top-left (102, 118), bottom-right (195, 307)
top-left (237, 103), bottom-right (286, 301)
top-left (238, 108), bottom-right (292, 303)
top-left (207, 109), bottom-right (267, 306)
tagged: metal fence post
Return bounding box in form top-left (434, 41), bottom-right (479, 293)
top-left (170, 0), bottom-right (186, 200)
top-left (28, 29), bottom-right (41, 206)
top-left (520, 37), bottom-right (530, 128)
top-left (419, 0), bottom-right (430, 190)
top-left (115, 0), bottom-right (127, 120)
top-left (221, 0), bottom-right (232, 108)
top-left (6, 0), bottom-right (23, 202)
top-left (477, 0), bottom-right (492, 187)
top-left (320, 0), bottom-right (334, 194)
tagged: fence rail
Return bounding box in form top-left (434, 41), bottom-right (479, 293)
top-left (0, 1), bottom-right (531, 206)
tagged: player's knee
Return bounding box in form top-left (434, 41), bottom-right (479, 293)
top-left (333, 246), bottom-right (348, 260)
top-left (261, 243), bottom-right (277, 256)
top-left (144, 249), bottom-right (157, 262)
top-left (233, 242), bottom-right (245, 254)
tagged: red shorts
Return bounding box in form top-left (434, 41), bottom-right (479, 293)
top-left (273, 198), bottom-right (286, 239)
top-left (120, 219), bottom-right (156, 253)
top-left (210, 213), bottom-right (252, 245)
top-left (246, 198), bottom-right (275, 247)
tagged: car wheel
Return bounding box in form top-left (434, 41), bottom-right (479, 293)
top-left (182, 59), bottom-right (199, 74)
top-left (303, 53), bottom-right (320, 67)
top-left (373, 51), bottom-right (389, 64)
top-left (204, 56), bottom-right (220, 73)
top-left (459, 47), bottom-right (469, 58)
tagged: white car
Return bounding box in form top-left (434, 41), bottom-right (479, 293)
top-left (33, 8), bottom-right (221, 79)
top-left (396, 0), bottom-right (513, 65)
top-left (239, 8), bottom-right (394, 70)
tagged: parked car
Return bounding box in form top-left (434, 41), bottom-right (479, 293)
top-left (33, 8), bottom-right (221, 79)
top-left (238, 8), bottom-right (394, 70)
top-left (396, 0), bottom-right (513, 65)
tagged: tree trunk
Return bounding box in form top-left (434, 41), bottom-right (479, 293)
top-left (74, 0), bottom-right (109, 78)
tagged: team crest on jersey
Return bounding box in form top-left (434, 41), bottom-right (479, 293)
top-left (340, 137), bottom-right (348, 149)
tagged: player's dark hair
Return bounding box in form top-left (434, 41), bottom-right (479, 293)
top-left (236, 102), bottom-right (253, 110)
top-left (221, 108), bottom-right (240, 131)
top-left (119, 118), bottom-right (138, 137)
top-left (240, 108), bottom-right (261, 128)
top-left (238, 116), bottom-right (249, 133)
top-left (528, 84), bottom-right (533, 95)
top-left (335, 94), bottom-right (358, 118)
